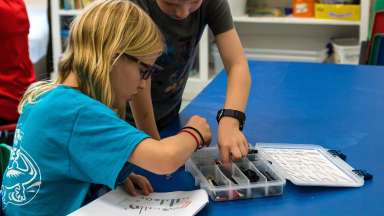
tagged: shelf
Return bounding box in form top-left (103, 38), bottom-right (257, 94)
top-left (59, 11), bottom-right (359, 26)
top-left (51, 1), bottom-right (370, 81)
top-left (59, 9), bottom-right (82, 16)
top-left (233, 16), bottom-right (360, 26)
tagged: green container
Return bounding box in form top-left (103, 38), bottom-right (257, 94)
top-left (369, 34), bottom-right (384, 64)
top-left (374, 0), bottom-right (384, 11)
top-left (0, 143), bottom-right (12, 183)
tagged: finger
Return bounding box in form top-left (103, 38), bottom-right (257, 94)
top-left (124, 179), bottom-right (139, 196)
top-left (219, 145), bottom-right (230, 164)
top-left (140, 175), bottom-right (154, 193)
top-left (240, 133), bottom-right (249, 157)
top-left (131, 175), bottom-right (151, 195)
top-left (243, 140), bottom-right (249, 156)
top-left (242, 133), bottom-right (249, 150)
top-left (238, 139), bottom-right (248, 157)
top-left (141, 176), bottom-right (154, 194)
top-left (146, 180), bottom-right (154, 193)
top-left (230, 146), bottom-right (243, 161)
top-left (142, 176), bottom-right (154, 193)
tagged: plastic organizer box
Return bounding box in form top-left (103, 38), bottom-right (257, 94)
top-left (185, 146), bottom-right (286, 201)
top-left (185, 143), bottom-right (370, 202)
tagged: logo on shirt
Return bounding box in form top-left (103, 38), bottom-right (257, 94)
top-left (2, 128), bottom-right (42, 208)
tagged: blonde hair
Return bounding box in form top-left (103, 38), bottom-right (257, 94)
top-left (19, 0), bottom-right (164, 117)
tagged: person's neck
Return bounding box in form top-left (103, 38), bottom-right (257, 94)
top-left (62, 72), bottom-right (79, 88)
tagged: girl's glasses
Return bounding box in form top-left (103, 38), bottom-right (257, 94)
top-left (123, 54), bottom-right (163, 80)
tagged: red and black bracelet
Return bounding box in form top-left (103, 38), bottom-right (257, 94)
top-left (178, 129), bottom-right (200, 151)
top-left (181, 126), bottom-right (205, 150)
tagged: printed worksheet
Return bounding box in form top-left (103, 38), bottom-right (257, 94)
top-left (69, 187), bottom-right (209, 216)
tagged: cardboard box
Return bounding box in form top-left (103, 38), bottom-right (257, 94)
top-left (315, 3), bottom-right (360, 21)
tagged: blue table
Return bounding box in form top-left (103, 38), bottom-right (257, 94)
top-left (135, 61), bottom-right (384, 216)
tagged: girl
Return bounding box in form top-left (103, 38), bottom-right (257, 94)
top-left (1, 0), bottom-right (211, 215)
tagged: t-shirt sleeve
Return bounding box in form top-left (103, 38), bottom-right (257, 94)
top-left (67, 103), bottom-right (149, 189)
top-left (206, 0), bottom-right (234, 36)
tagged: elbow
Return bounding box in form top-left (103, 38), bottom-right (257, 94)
top-left (154, 162), bottom-right (179, 175)
top-left (151, 148), bottom-right (182, 175)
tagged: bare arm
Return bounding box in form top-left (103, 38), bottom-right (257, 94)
top-left (129, 78), bottom-right (161, 140)
top-left (215, 28), bottom-right (252, 163)
top-left (128, 116), bottom-right (211, 175)
top-left (217, 28), bottom-right (251, 113)
top-left (128, 133), bottom-right (196, 175)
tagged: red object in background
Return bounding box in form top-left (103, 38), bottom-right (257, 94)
top-left (0, 123), bottom-right (16, 132)
top-left (372, 12), bottom-right (384, 38)
top-left (0, 0), bottom-right (35, 123)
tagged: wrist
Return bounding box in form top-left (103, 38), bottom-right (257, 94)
top-left (219, 116), bottom-right (240, 128)
top-left (178, 129), bottom-right (200, 151)
top-left (181, 126), bottom-right (206, 150)
top-left (216, 109), bottom-right (246, 131)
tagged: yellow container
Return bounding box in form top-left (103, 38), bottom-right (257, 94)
top-left (315, 4), bottom-right (360, 21)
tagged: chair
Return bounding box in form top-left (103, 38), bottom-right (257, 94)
top-left (0, 143), bottom-right (12, 183)
top-left (0, 143), bottom-right (11, 216)
top-left (0, 124), bottom-right (16, 146)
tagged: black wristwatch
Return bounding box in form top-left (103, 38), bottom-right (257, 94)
top-left (216, 109), bottom-right (246, 131)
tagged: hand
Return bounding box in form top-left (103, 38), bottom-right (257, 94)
top-left (184, 115), bottom-right (212, 147)
top-left (122, 173), bottom-right (154, 196)
top-left (217, 117), bottom-right (248, 163)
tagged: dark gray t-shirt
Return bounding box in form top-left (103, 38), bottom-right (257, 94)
top-left (128, 0), bottom-right (234, 127)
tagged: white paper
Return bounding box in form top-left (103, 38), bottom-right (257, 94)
top-left (69, 188), bottom-right (209, 216)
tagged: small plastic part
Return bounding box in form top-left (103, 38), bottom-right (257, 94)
top-left (240, 167), bottom-right (260, 183)
top-left (261, 171), bottom-right (275, 181)
top-left (328, 150), bottom-right (347, 161)
top-left (248, 149), bottom-right (258, 154)
top-left (352, 169), bottom-right (373, 181)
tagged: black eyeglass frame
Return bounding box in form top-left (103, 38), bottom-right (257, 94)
top-left (123, 54), bottom-right (163, 80)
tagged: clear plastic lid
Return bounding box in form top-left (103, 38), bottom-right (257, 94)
top-left (256, 143), bottom-right (364, 187)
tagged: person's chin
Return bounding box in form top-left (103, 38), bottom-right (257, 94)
top-left (126, 92), bottom-right (138, 101)
top-left (170, 15), bottom-right (189, 20)
top-left (173, 17), bottom-right (187, 21)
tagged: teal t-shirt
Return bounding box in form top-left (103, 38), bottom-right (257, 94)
top-left (1, 85), bottom-right (149, 215)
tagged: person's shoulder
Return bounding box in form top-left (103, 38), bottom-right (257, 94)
top-left (45, 85), bottom-right (88, 106)
top-left (61, 88), bottom-right (117, 117)
top-left (202, 0), bottom-right (231, 19)
top-left (35, 85), bottom-right (112, 116)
